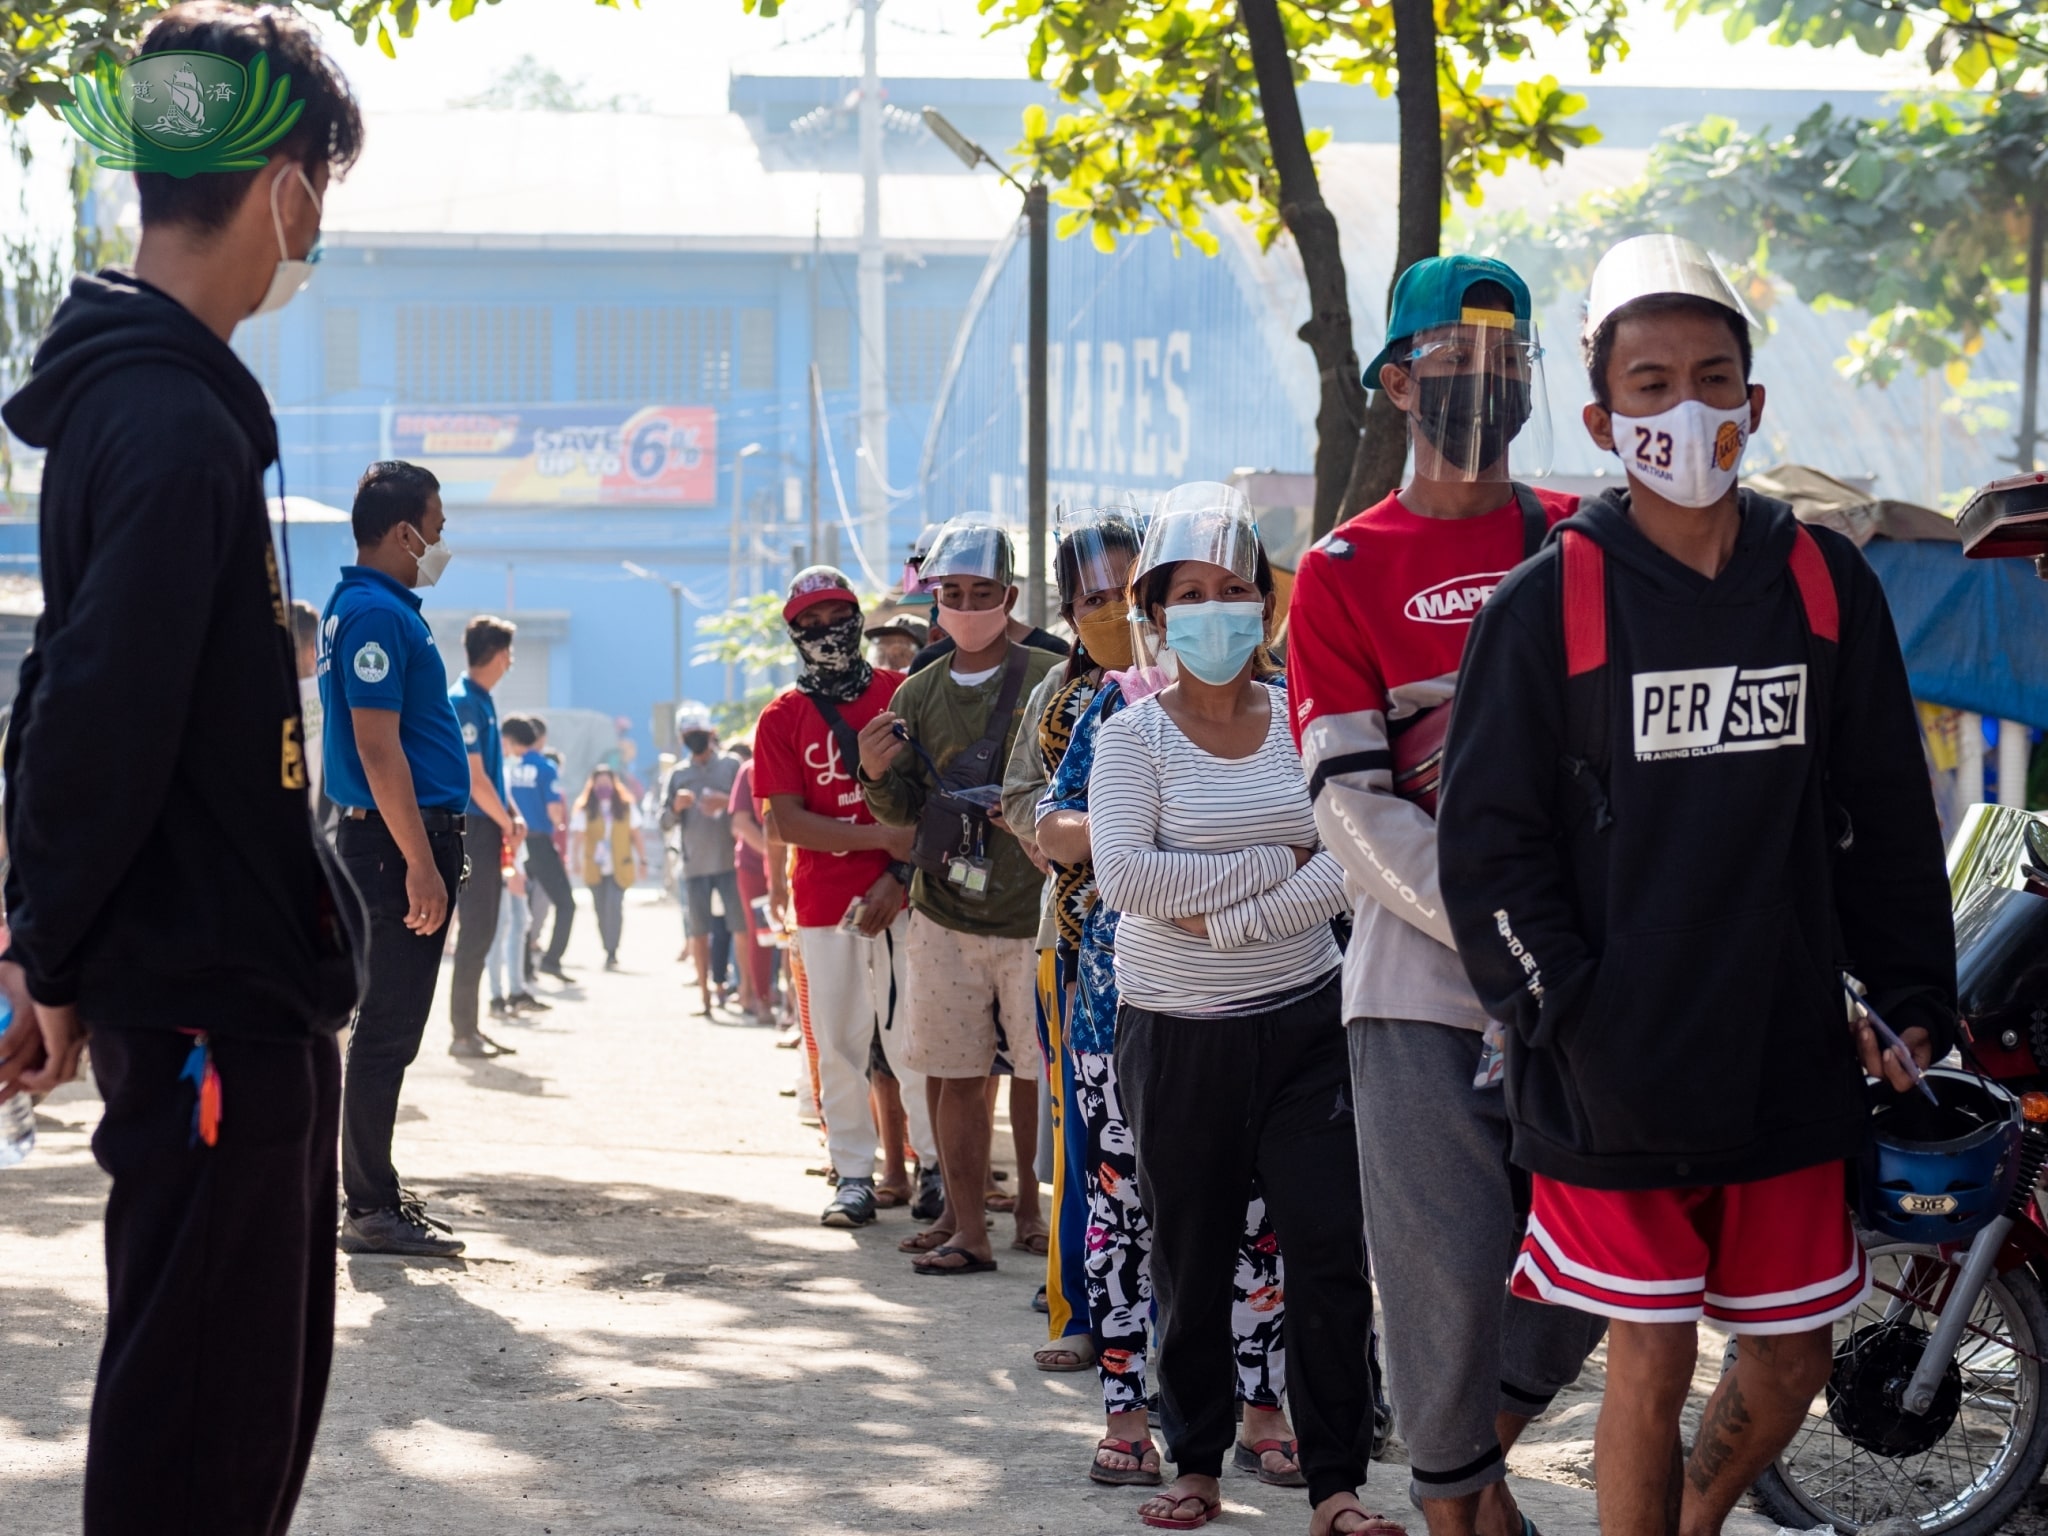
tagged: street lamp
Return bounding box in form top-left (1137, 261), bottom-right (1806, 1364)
top-left (923, 106), bottom-right (1050, 629)
top-left (622, 560), bottom-right (684, 734)
top-left (728, 442), bottom-right (764, 700)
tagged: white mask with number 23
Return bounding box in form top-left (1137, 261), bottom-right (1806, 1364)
top-left (1609, 398), bottom-right (1751, 509)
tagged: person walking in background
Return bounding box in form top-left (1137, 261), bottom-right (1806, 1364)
top-left (290, 599), bottom-right (326, 814)
top-left (728, 750), bottom-right (780, 1025)
top-left (664, 709), bottom-right (742, 1014)
top-left (1087, 488), bottom-right (1387, 1536)
top-left (573, 765), bottom-right (645, 969)
top-left (506, 713), bottom-right (573, 980)
top-left (0, 8), bottom-right (366, 1527)
top-left (447, 615), bottom-right (521, 1059)
top-left (486, 825), bottom-right (536, 1022)
top-left (1287, 255), bottom-right (1603, 1536)
top-left (858, 523), bottom-right (1057, 1273)
top-left (321, 461), bottom-right (471, 1261)
top-left (756, 566), bottom-right (937, 1228)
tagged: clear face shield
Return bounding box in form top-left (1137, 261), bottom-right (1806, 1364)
top-left (1126, 484), bottom-right (1266, 679)
top-left (917, 518), bottom-right (1016, 589)
top-left (1055, 501), bottom-right (1147, 609)
top-left (1398, 312), bottom-right (1552, 483)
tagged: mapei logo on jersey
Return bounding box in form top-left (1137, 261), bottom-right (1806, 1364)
top-left (1631, 664), bottom-right (1808, 761)
top-left (1403, 571), bottom-right (1509, 625)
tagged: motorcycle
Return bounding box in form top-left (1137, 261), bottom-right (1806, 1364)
top-left (1749, 475), bottom-right (2048, 1535)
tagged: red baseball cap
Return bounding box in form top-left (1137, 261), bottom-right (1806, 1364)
top-left (784, 565), bottom-right (860, 622)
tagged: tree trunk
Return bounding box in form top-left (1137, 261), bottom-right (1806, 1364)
top-left (1336, 0), bottom-right (1443, 526)
top-left (2019, 193), bottom-right (2044, 473)
top-left (1238, 0), bottom-right (1364, 543)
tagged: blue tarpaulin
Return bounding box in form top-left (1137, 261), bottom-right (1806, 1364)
top-left (1862, 538), bottom-right (2048, 730)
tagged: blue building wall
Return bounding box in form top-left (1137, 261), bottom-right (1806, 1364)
top-left (243, 236), bottom-right (990, 763)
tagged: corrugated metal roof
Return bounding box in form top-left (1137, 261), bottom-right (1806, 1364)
top-left (321, 110), bottom-right (1019, 253)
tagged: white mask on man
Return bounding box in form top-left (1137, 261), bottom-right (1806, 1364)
top-left (1608, 397), bottom-right (1751, 508)
top-left (252, 164), bottom-right (322, 318)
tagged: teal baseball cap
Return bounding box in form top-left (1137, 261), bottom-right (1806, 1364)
top-left (1364, 255), bottom-right (1534, 387)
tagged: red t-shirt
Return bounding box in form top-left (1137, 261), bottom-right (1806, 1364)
top-left (752, 670), bottom-right (905, 929)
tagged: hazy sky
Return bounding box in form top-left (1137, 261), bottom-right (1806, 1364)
top-left (1, 0), bottom-right (1943, 252)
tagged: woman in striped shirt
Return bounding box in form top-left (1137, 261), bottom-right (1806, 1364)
top-left (1088, 488), bottom-right (1395, 1536)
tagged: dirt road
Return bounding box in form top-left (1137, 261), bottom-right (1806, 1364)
top-left (0, 887), bottom-right (1791, 1535)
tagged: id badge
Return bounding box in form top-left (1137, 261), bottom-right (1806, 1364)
top-left (947, 855), bottom-right (993, 898)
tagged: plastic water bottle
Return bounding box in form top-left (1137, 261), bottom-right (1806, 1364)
top-left (0, 996), bottom-right (33, 1167)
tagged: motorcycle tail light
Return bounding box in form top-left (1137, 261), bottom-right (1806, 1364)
top-left (2023, 1092), bottom-right (2048, 1124)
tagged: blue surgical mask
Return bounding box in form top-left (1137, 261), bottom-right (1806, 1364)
top-left (1164, 600), bottom-right (1266, 685)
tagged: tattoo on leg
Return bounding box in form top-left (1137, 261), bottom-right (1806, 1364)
top-left (1686, 1379), bottom-right (1753, 1495)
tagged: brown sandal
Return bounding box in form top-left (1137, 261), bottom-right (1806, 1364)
top-left (873, 1183), bottom-right (910, 1209)
top-left (1012, 1226), bottom-right (1050, 1255)
top-left (1034, 1336), bottom-right (1096, 1372)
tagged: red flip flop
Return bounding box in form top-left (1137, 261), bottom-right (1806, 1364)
top-left (1138, 1492), bottom-right (1222, 1530)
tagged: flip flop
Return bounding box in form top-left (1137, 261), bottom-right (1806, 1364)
top-left (1233, 1436), bottom-right (1307, 1488)
top-left (1089, 1436), bottom-right (1163, 1487)
top-left (985, 1189), bottom-right (1018, 1213)
top-left (911, 1244), bottom-right (998, 1276)
top-left (1326, 1511), bottom-right (1409, 1536)
top-left (898, 1227), bottom-right (955, 1254)
top-left (873, 1184), bottom-right (910, 1209)
top-left (1012, 1227), bottom-right (1051, 1255)
top-left (1138, 1492), bottom-right (1222, 1530)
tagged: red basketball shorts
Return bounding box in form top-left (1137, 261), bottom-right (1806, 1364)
top-left (1511, 1160), bottom-right (1870, 1334)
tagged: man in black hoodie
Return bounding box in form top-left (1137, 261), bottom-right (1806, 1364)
top-left (0, 7), bottom-right (365, 1533)
top-left (1439, 234), bottom-right (1956, 1536)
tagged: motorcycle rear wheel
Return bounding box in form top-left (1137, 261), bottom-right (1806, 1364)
top-left (1750, 1240), bottom-right (2048, 1536)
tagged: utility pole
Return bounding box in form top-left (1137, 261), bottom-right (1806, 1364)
top-left (857, 0), bottom-right (891, 585)
top-left (728, 442), bottom-right (762, 699)
top-left (809, 208), bottom-right (822, 571)
top-left (1027, 182), bottom-right (1049, 628)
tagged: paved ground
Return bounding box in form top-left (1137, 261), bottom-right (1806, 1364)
top-left (0, 886), bottom-right (1803, 1535)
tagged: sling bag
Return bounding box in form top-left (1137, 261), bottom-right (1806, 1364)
top-left (906, 643), bottom-right (1033, 875)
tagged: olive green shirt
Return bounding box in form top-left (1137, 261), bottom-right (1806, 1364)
top-left (862, 645), bottom-right (1062, 938)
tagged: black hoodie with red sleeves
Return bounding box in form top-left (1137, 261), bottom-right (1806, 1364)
top-left (1437, 488), bottom-right (1956, 1191)
top-left (0, 271), bottom-right (363, 1036)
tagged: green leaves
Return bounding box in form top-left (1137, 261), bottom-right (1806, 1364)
top-left (1473, 92), bottom-right (2048, 389)
top-left (1675, 0), bottom-right (2048, 91)
top-left (974, 0), bottom-right (1620, 257)
top-left (2, 0), bottom-right (633, 117)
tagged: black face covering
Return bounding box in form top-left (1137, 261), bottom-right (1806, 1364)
top-left (791, 611), bottom-right (874, 704)
top-left (1413, 372), bottom-right (1531, 475)
top-left (682, 729), bottom-right (712, 755)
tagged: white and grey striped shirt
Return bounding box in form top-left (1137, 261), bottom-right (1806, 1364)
top-left (1090, 685), bottom-right (1346, 1016)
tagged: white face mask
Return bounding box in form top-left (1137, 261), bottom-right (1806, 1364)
top-left (252, 165), bottom-right (322, 318)
top-left (1609, 397), bottom-right (1752, 508)
top-left (403, 524), bottom-right (453, 587)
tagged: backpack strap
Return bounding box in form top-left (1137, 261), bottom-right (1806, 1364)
top-left (1558, 527), bottom-right (1614, 833)
top-left (1512, 482), bottom-right (1548, 562)
top-left (805, 693), bottom-right (867, 788)
top-left (1787, 524), bottom-right (1840, 643)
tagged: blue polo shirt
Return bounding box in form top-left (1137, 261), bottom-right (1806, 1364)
top-left (318, 566), bottom-right (470, 813)
top-left (508, 747), bottom-right (560, 828)
top-left (450, 675), bottom-right (504, 816)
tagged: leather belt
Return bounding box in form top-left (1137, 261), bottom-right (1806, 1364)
top-left (342, 806), bottom-right (468, 834)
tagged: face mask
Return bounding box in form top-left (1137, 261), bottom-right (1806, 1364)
top-left (937, 598), bottom-right (1010, 654)
top-left (790, 611), bottom-right (864, 674)
top-left (403, 524), bottom-right (453, 588)
top-left (1076, 603), bottom-right (1135, 672)
top-left (1412, 372), bottom-right (1531, 476)
top-left (1610, 397), bottom-right (1752, 508)
top-left (681, 730), bottom-right (712, 755)
top-left (252, 165), bottom-right (322, 318)
top-left (1164, 600), bottom-right (1266, 685)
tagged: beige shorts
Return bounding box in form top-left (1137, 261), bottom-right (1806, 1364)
top-left (902, 911), bottom-right (1045, 1080)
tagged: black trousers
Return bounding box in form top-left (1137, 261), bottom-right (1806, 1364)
top-left (85, 1023), bottom-right (341, 1536)
top-left (1118, 975), bottom-right (1374, 1508)
top-left (339, 815), bottom-right (465, 1214)
top-left (448, 817), bottom-right (502, 1039)
top-left (524, 831), bottom-right (574, 966)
